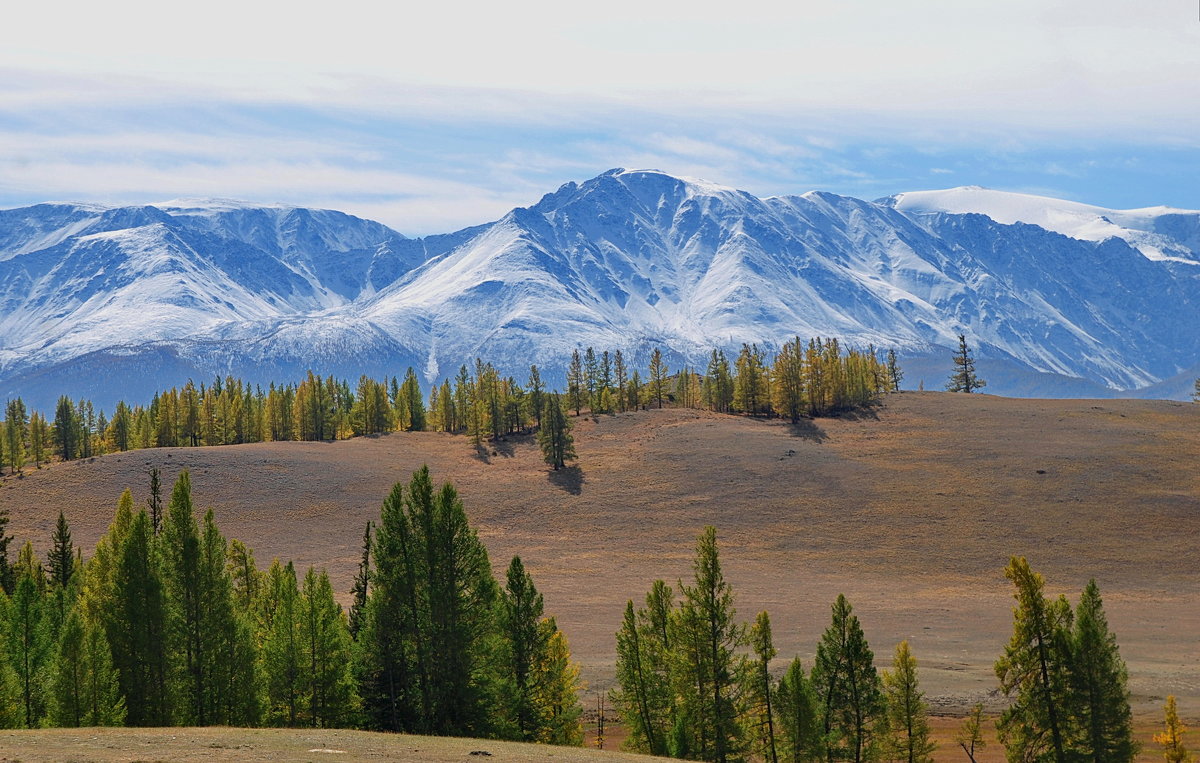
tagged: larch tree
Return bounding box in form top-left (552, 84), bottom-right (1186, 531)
top-left (53, 395), bottom-right (77, 460)
top-left (811, 594), bottom-right (884, 763)
top-left (648, 348), bottom-right (669, 409)
top-left (955, 703), bottom-right (986, 763)
top-left (748, 610), bottom-right (779, 763)
top-left (300, 566), bottom-right (357, 727)
top-left (537, 393), bottom-right (576, 471)
top-left (946, 334), bottom-right (986, 393)
top-left (567, 350), bottom-right (585, 415)
top-left (886, 349), bottom-right (903, 392)
top-left (881, 640), bottom-right (935, 763)
top-left (1154, 695), bottom-right (1192, 763)
top-left (348, 521), bottom-right (372, 640)
top-left (532, 618), bottom-right (584, 745)
top-left (263, 561), bottom-right (303, 726)
top-left (503, 555), bottom-right (547, 740)
top-left (8, 559), bottom-right (50, 727)
top-left (994, 556), bottom-right (1072, 763)
top-left (1069, 579), bottom-right (1136, 762)
top-left (776, 656), bottom-right (821, 763)
top-left (4, 398), bottom-right (26, 474)
top-left (48, 608), bottom-right (125, 727)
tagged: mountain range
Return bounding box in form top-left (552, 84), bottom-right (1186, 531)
top-left (2, 168), bottom-right (1199, 410)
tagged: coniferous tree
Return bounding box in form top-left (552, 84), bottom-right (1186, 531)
top-left (48, 608), bottom-right (125, 727)
top-left (53, 395), bottom-right (78, 460)
top-left (946, 335), bottom-right (986, 393)
top-left (527, 366), bottom-right (545, 429)
top-left (161, 470), bottom-right (209, 724)
top-left (4, 398), bottom-right (27, 474)
top-left (776, 656), bottom-right (821, 763)
top-left (532, 618), bottom-right (583, 745)
top-left (148, 467), bottom-right (163, 535)
top-left (263, 561), bottom-right (303, 726)
top-left (886, 349), bottom-right (903, 392)
top-left (995, 556), bottom-right (1072, 763)
top-left (955, 703), bottom-right (986, 763)
top-left (881, 641), bottom-right (935, 763)
top-left (812, 594), bottom-right (884, 763)
top-left (8, 561), bottom-right (50, 727)
top-left (48, 512), bottom-right (73, 590)
top-left (1068, 579), bottom-right (1136, 762)
top-left (748, 611), bottom-right (779, 763)
top-left (301, 566), bottom-right (357, 727)
top-left (672, 526), bottom-right (744, 763)
top-left (537, 393), bottom-right (576, 471)
top-left (227, 538), bottom-right (262, 614)
top-left (1155, 696), bottom-right (1192, 763)
top-left (567, 350), bottom-right (585, 416)
top-left (111, 510), bottom-right (171, 725)
top-left (400, 368), bottom-right (426, 431)
top-left (0, 508), bottom-right (13, 594)
top-left (614, 598), bottom-right (666, 755)
top-left (503, 555), bottom-right (546, 740)
top-left (348, 522), bottom-right (372, 640)
top-left (613, 351), bottom-right (629, 413)
top-left (648, 348), bottom-right (669, 409)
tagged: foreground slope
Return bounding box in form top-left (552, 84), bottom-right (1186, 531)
top-left (2, 393), bottom-right (1197, 717)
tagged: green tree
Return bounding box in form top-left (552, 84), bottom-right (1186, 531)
top-left (811, 594), bottom-right (884, 763)
top-left (613, 597), bottom-right (668, 755)
top-left (263, 561), bottom-right (303, 726)
top-left (881, 641), bottom-right (935, 763)
top-left (111, 510), bottom-right (172, 725)
top-left (946, 335), bottom-right (986, 393)
top-left (748, 611), bottom-right (779, 763)
top-left (537, 393), bottom-right (576, 471)
top-left (4, 398), bottom-right (27, 474)
top-left (301, 566), bottom-right (357, 727)
top-left (567, 350), bottom-right (585, 415)
top-left (503, 555), bottom-right (546, 740)
top-left (955, 703), bottom-right (986, 763)
top-left (48, 512), bottom-right (73, 590)
top-left (527, 366), bottom-right (545, 428)
top-left (0, 507), bottom-right (14, 594)
top-left (348, 522), bottom-right (372, 640)
top-left (8, 563), bottom-right (50, 727)
top-left (995, 556), bottom-right (1072, 763)
top-left (532, 619), bottom-right (583, 745)
top-left (886, 349), bottom-right (903, 392)
top-left (1068, 579), bottom-right (1136, 762)
top-left (400, 367), bottom-right (426, 431)
top-left (53, 395), bottom-right (78, 460)
top-left (776, 656), bottom-right (821, 763)
top-left (48, 608), bottom-right (125, 726)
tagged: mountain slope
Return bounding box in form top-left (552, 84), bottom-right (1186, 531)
top-left (2, 171), bottom-right (1199, 408)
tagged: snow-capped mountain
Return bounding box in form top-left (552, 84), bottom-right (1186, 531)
top-left (2, 169), bottom-right (1199, 409)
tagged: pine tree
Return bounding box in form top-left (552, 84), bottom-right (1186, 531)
top-left (227, 538), bottom-right (262, 613)
top-left (348, 521), bottom-right (372, 640)
top-left (503, 555), bottom-right (546, 740)
top-left (148, 468), bottom-right (163, 535)
top-left (1069, 579), bottom-right (1136, 762)
top-left (613, 598), bottom-right (667, 755)
top-left (53, 395), bottom-right (77, 460)
top-left (301, 566), bottom-right (357, 727)
top-left (263, 561), bottom-right (303, 725)
top-left (1155, 696), bottom-right (1192, 763)
top-left (812, 594), bottom-right (884, 763)
top-left (995, 556), bottom-right (1072, 763)
top-left (4, 398), bottom-right (27, 474)
top-left (776, 657), bottom-right (821, 763)
top-left (401, 368), bottom-right (426, 431)
top-left (881, 641), bottom-right (935, 763)
top-left (8, 563), bottom-right (50, 727)
top-left (537, 393), bottom-right (576, 471)
top-left (748, 611), bottom-right (779, 763)
top-left (48, 513), bottom-right (73, 590)
top-left (567, 350), bottom-right (585, 415)
top-left (673, 526), bottom-right (744, 762)
top-left (527, 366), bottom-right (545, 428)
top-left (111, 510), bottom-right (171, 725)
top-left (48, 608), bottom-right (125, 726)
top-left (0, 507), bottom-right (14, 595)
top-left (946, 335), bottom-right (986, 393)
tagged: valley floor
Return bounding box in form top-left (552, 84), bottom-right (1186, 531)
top-left (2, 392), bottom-right (1197, 721)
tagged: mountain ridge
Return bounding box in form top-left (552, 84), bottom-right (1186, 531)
top-left (3, 170), bottom-right (1199, 409)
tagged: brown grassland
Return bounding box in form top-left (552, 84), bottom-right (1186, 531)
top-left (0, 391), bottom-right (1197, 760)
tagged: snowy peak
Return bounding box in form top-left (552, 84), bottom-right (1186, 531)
top-left (886, 186), bottom-right (1200, 263)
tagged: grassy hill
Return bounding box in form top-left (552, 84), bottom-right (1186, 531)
top-left (2, 392), bottom-right (1197, 721)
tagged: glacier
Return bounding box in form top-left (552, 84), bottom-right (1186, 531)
top-left (2, 169), bottom-right (1199, 410)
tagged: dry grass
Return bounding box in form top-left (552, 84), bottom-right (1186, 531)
top-left (2, 392), bottom-right (1197, 731)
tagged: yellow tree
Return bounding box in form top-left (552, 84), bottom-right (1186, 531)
top-left (1155, 696), bottom-right (1192, 763)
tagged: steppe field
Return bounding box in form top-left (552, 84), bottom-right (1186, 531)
top-left (1, 392), bottom-right (1196, 759)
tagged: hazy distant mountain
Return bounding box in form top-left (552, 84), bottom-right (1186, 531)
top-left (3, 170), bottom-right (1198, 409)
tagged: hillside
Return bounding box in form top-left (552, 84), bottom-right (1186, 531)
top-left (2, 392), bottom-right (1197, 719)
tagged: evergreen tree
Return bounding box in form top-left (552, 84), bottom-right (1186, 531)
top-left (995, 556), bottom-right (1072, 763)
top-left (148, 468), bottom-right (163, 535)
top-left (1068, 579), bottom-right (1136, 762)
top-left (48, 512), bottom-right (73, 589)
top-left (811, 594), bottom-right (884, 763)
top-left (301, 566), bottom-right (357, 727)
top-left (886, 349), bottom-right (903, 392)
top-left (537, 393), bottom-right (576, 471)
top-left (29, 412), bottom-right (48, 468)
top-left (881, 641), bottom-right (935, 763)
top-left (503, 555), bottom-right (546, 740)
top-left (348, 521), bottom-right (372, 640)
top-left (776, 657), bottom-right (821, 763)
top-left (401, 368), bottom-right (426, 431)
top-left (227, 538), bottom-right (262, 614)
top-left (748, 611), bottom-right (779, 763)
top-left (0, 507), bottom-right (13, 594)
top-left (567, 350), bottom-right (585, 415)
top-left (8, 563), bottom-right (50, 727)
top-left (263, 561), bottom-right (303, 725)
top-left (53, 395), bottom-right (78, 460)
top-left (946, 335), bottom-right (986, 393)
top-left (672, 526), bottom-right (744, 762)
top-left (111, 510), bottom-right (172, 725)
top-left (613, 598), bottom-right (667, 755)
top-left (527, 366), bottom-right (545, 429)
top-left (1155, 696), bottom-right (1192, 763)
top-left (48, 608), bottom-right (125, 726)
top-left (4, 398), bottom-right (27, 474)
top-left (614, 351), bottom-right (629, 413)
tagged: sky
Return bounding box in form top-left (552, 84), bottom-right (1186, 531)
top-left (2, 0), bottom-right (1199, 235)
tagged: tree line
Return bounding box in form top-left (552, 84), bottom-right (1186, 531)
top-left (0, 338), bottom-right (898, 475)
top-left (0, 467), bottom-right (583, 742)
top-left (611, 528), bottom-right (1146, 763)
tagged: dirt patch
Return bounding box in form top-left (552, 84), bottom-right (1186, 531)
top-left (2, 393), bottom-right (1197, 722)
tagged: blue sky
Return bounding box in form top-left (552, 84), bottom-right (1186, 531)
top-left (2, 0), bottom-right (1198, 234)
